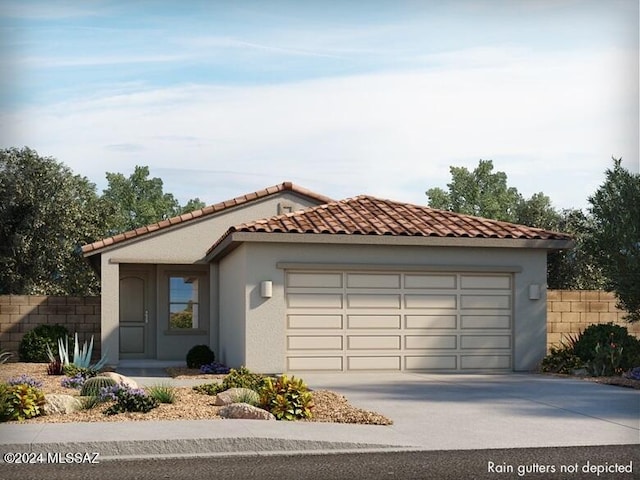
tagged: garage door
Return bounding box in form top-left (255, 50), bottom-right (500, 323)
top-left (285, 271), bottom-right (513, 372)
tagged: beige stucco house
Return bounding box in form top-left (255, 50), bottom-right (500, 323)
top-left (82, 182), bottom-right (573, 373)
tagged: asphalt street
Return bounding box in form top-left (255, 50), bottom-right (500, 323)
top-left (2, 445), bottom-right (637, 480)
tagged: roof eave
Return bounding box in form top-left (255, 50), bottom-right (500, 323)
top-left (206, 232), bottom-right (575, 262)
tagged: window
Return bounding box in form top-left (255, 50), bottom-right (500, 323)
top-left (169, 276), bottom-right (199, 329)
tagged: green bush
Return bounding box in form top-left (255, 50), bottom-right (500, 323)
top-left (63, 364), bottom-right (98, 379)
top-left (186, 345), bottom-right (215, 369)
top-left (102, 385), bottom-right (159, 415)
top-left (2, 384), bottom-right (46, 421)
top-left (19, 324), bottom-right (69, 362)
top-left (0, 383), bottom-right (10, 422)
top-left (586, 342), bottom-right (624, 377)
top-left (573, 323), bottom-right (640, 370)
top-left (80, 376), bottom-right (117, 397)
top-left (259, 374), bottom-right (313, 421)
top-left (540, 346), bottom-right (584, 374)
top-left (146, 384), bottom-right (177, 404)
top-left (193, 366), bottom-right (265, 396)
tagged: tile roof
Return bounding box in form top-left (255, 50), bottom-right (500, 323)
top-left (213, 195), bottom-right (573, 247)
top-left (81, 182), bottom-right (333, 255)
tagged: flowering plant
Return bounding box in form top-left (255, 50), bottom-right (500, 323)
top-left (7, 374), bottom-right (43, 389)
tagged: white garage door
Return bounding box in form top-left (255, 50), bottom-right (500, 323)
top-left (285, 271), bottom-right (513, 372)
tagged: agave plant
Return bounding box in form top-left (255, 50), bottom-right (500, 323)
top-left (46, 333), bottom-right (108, 371)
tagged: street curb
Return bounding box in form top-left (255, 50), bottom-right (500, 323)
top-left (0, 438), bottom-right (413, 460)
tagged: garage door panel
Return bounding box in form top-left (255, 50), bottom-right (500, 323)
top-left (461, 275), bottom-right (511, 289)
top-left (460, 335), bottom-right (511, 349)
top-left (405, 294), bottom-right (457, 309)
top-left (461, 295), bottom-right (510, 309)
top-left (405, 335), bottom-right (457, 349)
top-left (288, 356), bottom-right (343, 371)
top-left (460, 355), bottom-right (511, 370)
top-left (286, 271), bottom-right (513, 372)
top-left (348, 356), bottom-right (401, 370)
top-left (347, 273), bottom-right (400, 288)
top-left (287, 272), bottom-right (342, 288)
top-left (288, 314), bottom-right (343, 329)
top-left (348, 315), bottom-right (401, 329)
top-left (406, 315), bottom-right (457, 329)
top-left (287, 293), bottom-right (343, 308)
top-left (461, 315), bottom-right (510, 329)
top-left (287, 336), bottom-right (343, 350)
top-left (405, 355), bottom-right (457, 370)
top-left (347, 335), bottom-right (400, 350)
top-left (405, 274), bottom-right (457, 289)
top-left (347, 294), bottom-right (400, 309)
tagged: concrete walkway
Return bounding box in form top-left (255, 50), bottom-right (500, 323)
top-left (0, 372), bottom-right (638, 459)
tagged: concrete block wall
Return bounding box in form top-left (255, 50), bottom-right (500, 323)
top-left (0, 295), bottom-right (101, 360)
top-left (547, 290), bottom-right (639, 349)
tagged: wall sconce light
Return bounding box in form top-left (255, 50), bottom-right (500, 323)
top-left (261, 281), bottom-right (273, 298)
top-left (529, 284), bottom-right (541, 300)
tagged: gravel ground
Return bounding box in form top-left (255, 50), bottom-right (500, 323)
top-left (0, 363), bottom-right (393, 425)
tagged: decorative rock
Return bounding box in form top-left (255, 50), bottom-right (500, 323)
top-left (43, 394), bottom-right (83, 415)
top-left (214, 388), bottom-right (260, 406)
top-left (98, 372), bottom-right (139, 389)
top-left (219, 403), bottom-right (275, 420)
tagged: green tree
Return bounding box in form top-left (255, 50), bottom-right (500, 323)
top-left (0, 147), bottom-right (104, 295)
top-left (101, 166), bottom-right (205, 234)
top-left (427, 160), bottom-right (522, 222)
top-left (586, 158), bottom-right (640, 322)
top-left (426, 159), bottom-right (600, 289)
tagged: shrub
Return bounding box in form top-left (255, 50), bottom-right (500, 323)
top-left (47, 360), bottom-right (64, 375)
top-left (61, 373), bottom-right (89, 389)
top-left (625, 367), bottom-right (640, 381)
top-left (101, 384), bottom-right (158, 415)
top-left (18, 324), bottom-right (69, 363)
top-left (586, 341), bottom-right (624, 377)
top-left (234, 389), bottom-right (260, 406)
top-left (186, 345), bottom-right (215, 369)
top-left (193, 366), bottom-right (265, 396)
top-left (2, 384), bottom-right (46, 421)
top-left (80, 376), bottom-right (117, 397)
top-left (200, 362), bottom-right (231, 374)
top-left (146, 383), bottom-right (177, 404)
top-left (0, 383), bottom-right (10, 422)
top-left (540, 346), bottom-right (583, 374)
top-left (7, 374), bottom-right (43, 389)
top-left (63, 364), bottom-right (98, 379)
top-left (0, 349), bottom-right (13, 364)
top-left (259, 374), bottom-right (313, 421)
top-left (573, 323), bottom-right (640, 370)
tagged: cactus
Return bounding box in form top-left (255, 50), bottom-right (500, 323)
top-left (80, 376), bottom-right (117, 397)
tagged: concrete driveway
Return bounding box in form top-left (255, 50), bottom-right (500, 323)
top-left (302, 372), bottom-right (640, 450)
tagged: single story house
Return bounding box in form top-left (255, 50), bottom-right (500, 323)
top-left (82, 182), bottom-right (573, 373)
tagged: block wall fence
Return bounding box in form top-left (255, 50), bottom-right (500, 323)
top-left (0, 296), bottom-right (101, 359)
top-left (0, 291), bottom-right (638, 361)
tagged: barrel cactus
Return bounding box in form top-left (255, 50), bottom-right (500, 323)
top-left (80, 376), bottom-right (117, 397)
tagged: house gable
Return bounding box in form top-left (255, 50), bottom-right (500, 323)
top-left (82, 182), bottom-right (332, 265)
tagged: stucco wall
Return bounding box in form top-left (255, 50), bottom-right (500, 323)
top-left (95, 192), bottom-right (321, 363)
top-left (218, 244), bottom-right (248, 367)
top-left (221, 241), bottom-right (548, 373)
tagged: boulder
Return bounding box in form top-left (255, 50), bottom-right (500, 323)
top-left (98, 372), bottom-right (139, 389)
top-left (219, 403), bottom-right (275, 420)
top-left (43, 394), bottom-right (83, 415)
top-left (214, 388), bottom-right (260, 406)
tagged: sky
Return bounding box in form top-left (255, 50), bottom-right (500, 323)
top-left (1, 0), bottom-right (638, 212)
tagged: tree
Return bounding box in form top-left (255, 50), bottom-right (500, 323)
top-left (425, 159), bottom-right (599, 289)
top-left (101, 166), bottom-right (205, 234)
top-left (586, 158), bottom-right (640, 322)
top-left (427, 160), bottom-right (522, 222)
top-left (0, 147), bottom-right (104, 295)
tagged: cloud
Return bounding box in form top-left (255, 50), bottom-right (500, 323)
top-left (1, 46), bottom-right (637, 210)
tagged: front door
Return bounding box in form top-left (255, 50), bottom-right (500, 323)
top-left (119, 268), bottom-right (155, 359)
